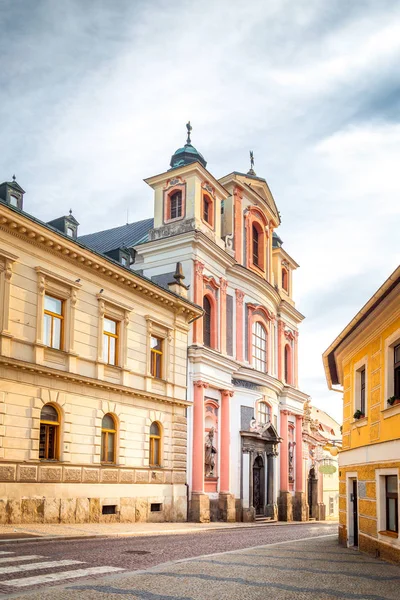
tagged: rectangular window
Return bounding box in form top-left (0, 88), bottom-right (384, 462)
top-left (394, 344), bottom-right (400, 398)
top-left (103, 317), bottom-right (118, 365)
top-left (150, 336), bottom-right (163, 378)
top-left (386, 475), bottom-right (398, 533)
top-left (44, 294), bottom-right (63, 350)
top-left (360, 367), bottom-right (366, 415)
top-left (203, 198), bottom-right (210, 223)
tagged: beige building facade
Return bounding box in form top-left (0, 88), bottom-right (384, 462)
top-left (0, 179), bottom-right (202, 524)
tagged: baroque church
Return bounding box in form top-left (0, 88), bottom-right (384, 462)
top-left (79, 124), bottom-right (310, 522)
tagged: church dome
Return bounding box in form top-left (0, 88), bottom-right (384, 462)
top-left (169, 122), bottom-right (207, 169)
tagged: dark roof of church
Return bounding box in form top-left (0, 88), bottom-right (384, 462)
top-left (78, 218), bottom-right (154, 254)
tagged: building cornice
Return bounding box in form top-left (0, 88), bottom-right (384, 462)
top-left (144, 161), bottom-right (229, 199)
top-left (0, 204), bottom-right (203, 323)
top-left (0, 355), bottom-right (191, 407)
top-left (272, 246), bottom-right (300, 269)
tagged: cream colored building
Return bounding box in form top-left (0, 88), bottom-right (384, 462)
top-left (0, 178), bottom-right (202, 524)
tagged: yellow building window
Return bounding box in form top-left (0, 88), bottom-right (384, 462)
top-left (44, 294), bottom-right (63, 349)
top-left (149, 422), bottom-right (161, 466)
top-left (39, 404), bottom-right (60, 460)
top-left (101, 414), bottom-right (116, 463)
top-left (103, 317), bottom-right (118, 365)
top-left (150, 336), bottom-right (163, 378)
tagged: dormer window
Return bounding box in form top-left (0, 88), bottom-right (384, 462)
top-left (9, 195), bottom-right (18, 207)
top-left (66, 226), bottom-right (74, 238)
top-left (170, 191), bottom-right (182, 219)
top-left (121, 255), bottom-right (127, 267)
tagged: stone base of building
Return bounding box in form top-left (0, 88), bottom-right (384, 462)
top-left (242, 506), bottom-right (256, 522)
top-left (338, 524), bottom-right (347, 546)
top-left (278, 491), bottom-right (293, 521)
top-left (190, 493), bottom-right (210, 523)
top-left (293, 491), bottom-right (308, 521)
top-left (266, 503), bottom-right (278, 520)
top-left (0, 493), bottom-right (187, 525)
top-left (218, 493), bottom-right (236, 522)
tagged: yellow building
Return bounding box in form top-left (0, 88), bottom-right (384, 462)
top-left (323, 266), bottom-right (400, 562)
top-left (0, 178), bottom-right (202, 524)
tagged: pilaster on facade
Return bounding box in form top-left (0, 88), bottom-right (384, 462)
top-left (193, 260), bottom-right (205, 344)
top-left (235, 288), bottom-right (245, 363)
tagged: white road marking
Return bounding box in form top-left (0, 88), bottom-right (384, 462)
top-left (0, 559), bottom-right (83, 575)
top-left (0, 555), bottom-right (43, 564)
top-left (3, 565), bottom-right (124, 587)
top-left (0, 552), bottom-right (14, 556)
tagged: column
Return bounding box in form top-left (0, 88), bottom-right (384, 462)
top-left (220, 278), bottom-right (228, 355)
top-left (233, 186), bottom-right (243, 263)
top-left (218, 389), bottom-right (235, 522)
top-left (294, 331), bottom-right (299, 388)
top-left (192, 380), bottom-right (208, 493)
top-left (277, 320), bottom-right (284, 380)
top-left (279, 410), bottom-right (289, 493)
top-left (193, 261), bottom-right (204, 344)
top-left (278, 410), bottom-right (292, 521)
top-left (267, 452), bottom-right (274, 505)
top-left (235, 289), bottom-right (244, 362)
top-left (295, 416), bottom-right (303, 492)
top-left (219, 389), bottom-right (233, 493)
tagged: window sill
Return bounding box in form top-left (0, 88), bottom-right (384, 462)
top-left (201, 218), bottom-right (214, 231)
top-left (379, 530), bottom-right (398, 539)
top-left (382, 403), bottom-right (400, 419)
top-left (164, 215), bottom-right (184, 225)
top-left (100, 463), bottom-right (118, 467)
top-left (352, 417), bottom-right (368, 428)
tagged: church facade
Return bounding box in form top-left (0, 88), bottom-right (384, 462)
top-left (81, 125), bottom-right (310, 522)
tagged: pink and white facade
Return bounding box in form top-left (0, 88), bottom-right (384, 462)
top-left (130, 132), bottom-right (310, 522)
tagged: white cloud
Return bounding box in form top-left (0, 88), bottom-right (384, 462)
top-left (1, 0), bottom-right (399, 423)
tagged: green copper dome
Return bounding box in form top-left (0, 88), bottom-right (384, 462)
top-left (169, 122), bottom-right (207, 169)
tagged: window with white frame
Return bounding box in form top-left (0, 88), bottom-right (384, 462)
top-left (252, 321), bottom-right (267, 372)
top-left (384, 331), bottom-right (400, 405)
top-left (385, 475), bottom-right (398, 533)
top-left (354, 358), bottom-right (367, 417)
top-left (257, 401), bottom-right (271, 425)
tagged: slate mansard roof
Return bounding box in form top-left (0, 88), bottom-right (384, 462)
top-left (78, 218), bottom-right (154, 254)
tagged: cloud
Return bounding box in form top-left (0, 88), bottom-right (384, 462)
top-left (1, 0), bottom-right (399, 422)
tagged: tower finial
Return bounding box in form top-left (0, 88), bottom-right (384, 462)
top-left (12, 174), bottom-right (16, 182)
top-left (186, 121), bottom-right (192, 145)
top-left (247, 151), bottom-right (256, 176)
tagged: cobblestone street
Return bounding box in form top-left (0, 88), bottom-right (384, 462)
top-left (1, 525), bottom-right (399, 599)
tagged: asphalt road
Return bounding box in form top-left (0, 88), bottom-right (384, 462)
top-left (0, 522), bottom-right (337, 597)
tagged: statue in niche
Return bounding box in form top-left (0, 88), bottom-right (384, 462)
top-left (204, 427), bottom-right (217, 477)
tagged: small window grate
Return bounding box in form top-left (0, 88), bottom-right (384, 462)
top-left (102, 505), bottom-right (117, 515)
top-left (150, 503), bottom-right (162, 512)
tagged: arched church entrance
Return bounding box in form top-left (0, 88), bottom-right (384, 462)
top-left (253, 455), bottom-right (265, 515)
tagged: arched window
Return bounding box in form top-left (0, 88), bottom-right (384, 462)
top-left (258, 401), bottom-right (271, 425)
top-left (252, 321), bottom-right (267, 372)
top-left (203, 296), bottom-right (212, 348)
top-left (252, 224), bottom-right (260, 266)
top-left (39, 404), bottom-right (60, 460)
top-left (284, 344), bottom-right (292, 385)
top-left (282, 267), bottom-right (289, 292)
top-left (101, 413), bottom-right (116, 463)
top-left (170, 190), bottom-right (182, 220)
top-left (149, 422), bottom-right (161, 466)
top-left (288, 424), bottom-right (295, 483)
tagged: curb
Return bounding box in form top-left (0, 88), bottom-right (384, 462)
top-left (0, 520), bottom-right (337, 544)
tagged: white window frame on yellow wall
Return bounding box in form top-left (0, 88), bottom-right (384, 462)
top-left (0, 248), bottom-right (18, 340)
top-left (376, 468), bottom-right (400, 544)
top-left (353, 355), bottom-right (368, 419)
top-left (35, 267), bottom-right (81, 355)
top-left (96, 294), bottom-right (132, 369)
top-left (384, 328), bottom-right (400, 405)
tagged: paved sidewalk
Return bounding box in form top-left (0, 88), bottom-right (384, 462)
top-left (0, 520), bottom-right (328, 541)
top-left (7, 534), bottom-right (400, 600)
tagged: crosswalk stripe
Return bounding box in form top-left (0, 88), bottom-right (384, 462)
top-left (3, 565), bottom-right (124, 587)
top-left (0, 555), bottom-right (43, 564)
top-left (0, 559), bottom-right (84, 576)
top-left (0, 552), bottom-right (14, 556)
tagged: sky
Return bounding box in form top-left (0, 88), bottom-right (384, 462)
top-left (1, 0), bottom-right (400, 423)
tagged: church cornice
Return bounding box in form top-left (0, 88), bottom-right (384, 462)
top-left (0, 204), bottom-right (202, 323)
top-left (145, 161), bottom-right (229, 199)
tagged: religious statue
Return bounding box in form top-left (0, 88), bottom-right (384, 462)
top-left (204, 427), bottom-right (217, 477)
top-left (247, 150), bottom-right (256, 176)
